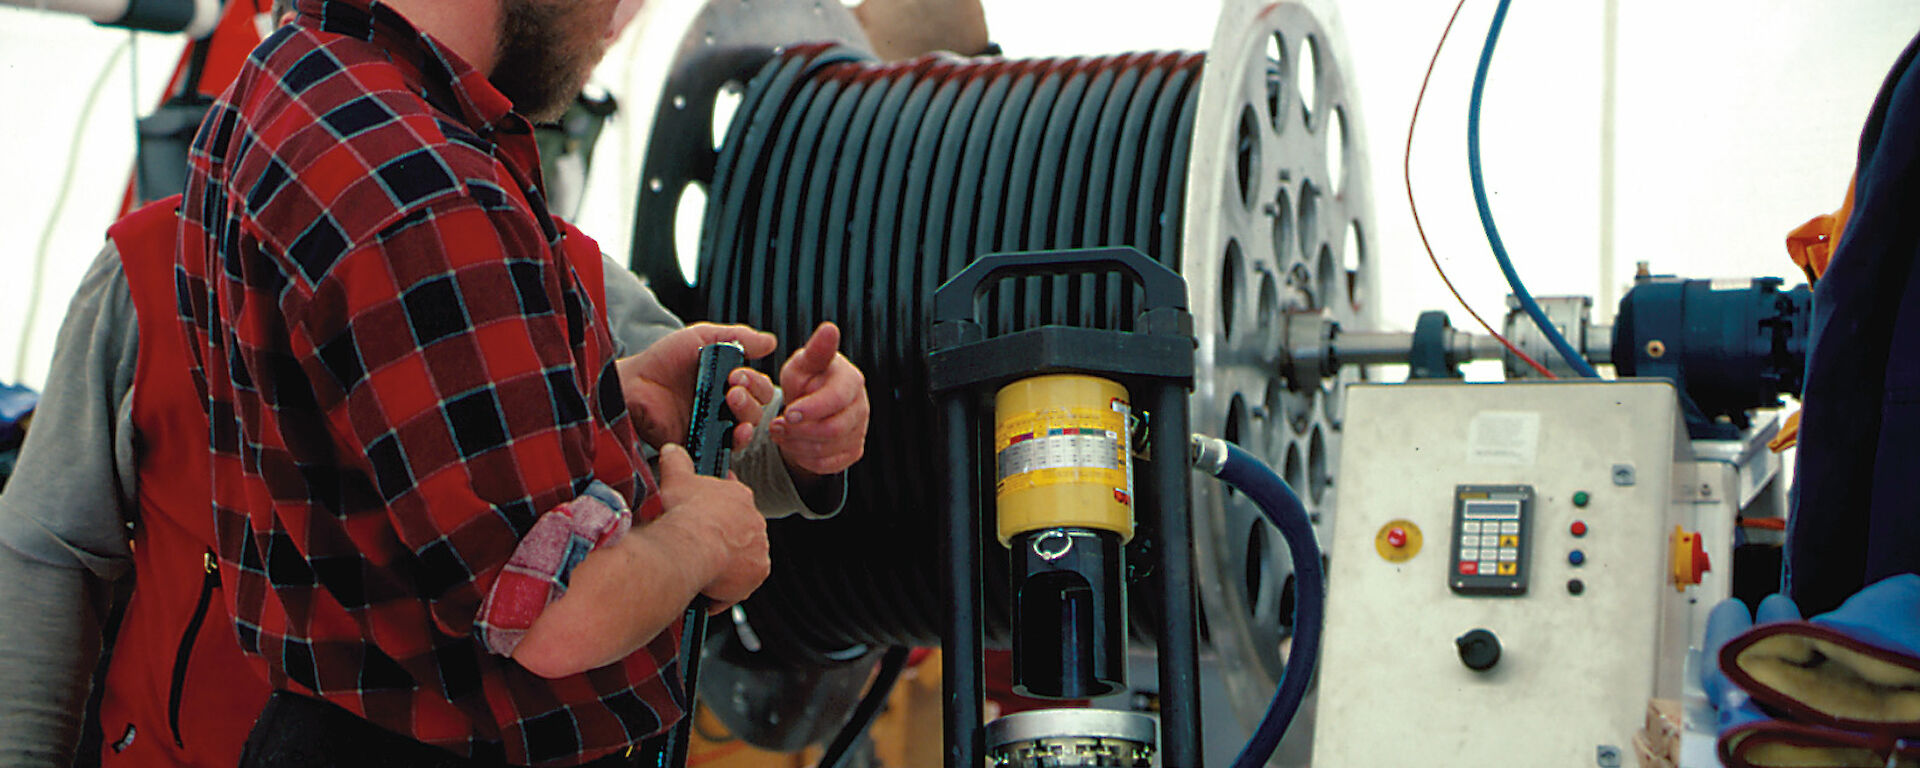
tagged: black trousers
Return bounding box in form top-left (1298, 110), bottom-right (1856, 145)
top-left (238, 691), bottom-right (666, 768)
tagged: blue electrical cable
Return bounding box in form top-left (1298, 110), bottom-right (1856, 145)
top-left (1467, 0), bottom-right (1601, 378)
top-left (1193, 436), bottom-right (1325, 768)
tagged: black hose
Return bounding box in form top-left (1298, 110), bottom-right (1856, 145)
top-left (640, 47), bottom-right (1207, 657)
top-left (1191, 435), bottom-right (1325, 768)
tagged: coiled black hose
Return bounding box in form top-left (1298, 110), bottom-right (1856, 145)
top-left (642, 44), bottom-right (1205, 657)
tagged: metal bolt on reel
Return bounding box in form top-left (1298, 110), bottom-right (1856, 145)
top-left (621, 0), bottom-right (1379, 755)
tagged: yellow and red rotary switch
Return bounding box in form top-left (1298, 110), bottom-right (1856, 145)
top-left (1669, 525), bottom-right (1711, 591)
top-left (1373, 519), bottom-right (1423, 562)
top-left (994, 374), bottom-right (1134, 699)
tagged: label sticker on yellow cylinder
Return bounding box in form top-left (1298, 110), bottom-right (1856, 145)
top-left (1374, 519), bottom-right (1424, 562)
top-left (995, 401), bottom-right (1131, 505)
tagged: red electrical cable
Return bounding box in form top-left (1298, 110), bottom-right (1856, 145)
top-left (1405, 0), bottom-right (1557, 379)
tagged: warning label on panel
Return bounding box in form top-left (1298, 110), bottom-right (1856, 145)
top-left (1467, 411), bottom-right (1541, 466)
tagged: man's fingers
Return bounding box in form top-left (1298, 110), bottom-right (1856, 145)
top-left (726, 387), bottom-right (760, 427)
top-left (688, 323), bottom-right (779, 360)
top-left (658, 443), bottom-right (694, 480)
top-left (783, 323), bottom-right (843, 385)
top-left (776, 366), bottom-right (864, 428)
top-left (731, 367), bottom-right (777, 404)
top-left (771, 402), bottom-right (865, 444)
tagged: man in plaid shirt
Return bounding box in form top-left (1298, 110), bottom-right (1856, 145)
top-left (171, 0), bottom-right (869, 764)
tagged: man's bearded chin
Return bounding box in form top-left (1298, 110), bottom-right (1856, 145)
top-left (492, 0), bottom-right (599, 123)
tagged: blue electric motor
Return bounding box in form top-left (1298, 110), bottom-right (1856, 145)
top-left (1612, 276), bottom-right (1812, 439)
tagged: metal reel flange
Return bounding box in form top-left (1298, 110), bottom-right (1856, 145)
top-left (1183, 0), bottom-right (1380, 752)
top-left (625, 0), bottom-right (873, 312)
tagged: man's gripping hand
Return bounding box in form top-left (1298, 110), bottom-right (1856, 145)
top-left (725, 322), bottom-right (870, 482)
top-left (617, 324), bottom-right (778, 450)
top-left (653, 444), bottom-right (769, 612)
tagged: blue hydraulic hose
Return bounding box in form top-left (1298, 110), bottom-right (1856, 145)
top-left (1192, 436), bottom-right (1325, 768)
top-left (1467, 0), bottom-right (1601, 378)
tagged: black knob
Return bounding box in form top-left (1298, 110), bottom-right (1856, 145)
top-left (1456, 629), bottom-right (1502, 672)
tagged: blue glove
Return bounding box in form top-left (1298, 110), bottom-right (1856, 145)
top-left (1722, 574), bottom-right (1920, 733)
top-left (1710, 578), bottom-right (1920, 767)
top-left (1703, 595), bottom-right (1798, 735)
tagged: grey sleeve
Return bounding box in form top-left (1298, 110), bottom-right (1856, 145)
top-left (0, 243), bottom-right (142, 768)
top-left (600, 256), bottom-right (843, 519)
top-left (601, 254), bottom-right (683, 358)
top-left (731, 392), bottom-right (847, 520)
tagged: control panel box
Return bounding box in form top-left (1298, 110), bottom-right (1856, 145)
top-left (1311, 381), bottom-right (1696, 767)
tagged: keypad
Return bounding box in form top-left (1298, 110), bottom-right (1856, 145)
top-left (1449, 485), bottom-right (1534, 596)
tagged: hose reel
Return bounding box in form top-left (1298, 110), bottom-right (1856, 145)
top-left (624, 0), bottom-right (1377, 746)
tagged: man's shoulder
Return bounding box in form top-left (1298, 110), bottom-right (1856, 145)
top-left (235, 27), bottom-right (514, 259)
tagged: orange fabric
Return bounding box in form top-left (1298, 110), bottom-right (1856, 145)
top-left (1786, 179), bottom-right (1857, 284)
top-left (1770, 416), bottom-right (1802, 453)
top-left (1774, 178), bottom-right (1857, 453)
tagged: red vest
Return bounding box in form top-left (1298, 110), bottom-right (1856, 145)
top-left (97, 195), bottom-right (610, 766)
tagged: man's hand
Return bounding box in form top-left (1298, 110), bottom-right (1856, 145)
top-left (512, 444), bottom-right (768, 676)
top-left (617, 323), bottom-right (778, 449)
top-left (653, 444), bottom-right (769, 611)
top-left (726, 322), bottom-right (869, 482)
top-left (852, 0), bottom-right (990, 62)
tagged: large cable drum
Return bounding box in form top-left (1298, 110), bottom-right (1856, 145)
top-left (626, 0), bottom-right (1376, 738)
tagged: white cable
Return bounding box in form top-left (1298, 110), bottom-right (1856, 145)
top-left (15, 38), bottom-right (132, 382)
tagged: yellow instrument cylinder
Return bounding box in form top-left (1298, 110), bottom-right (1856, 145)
top-left (993, 374), bottom-right (1134, 545)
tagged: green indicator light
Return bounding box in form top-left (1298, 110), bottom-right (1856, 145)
top-left (1572, 491), bottom-right (1591, 508)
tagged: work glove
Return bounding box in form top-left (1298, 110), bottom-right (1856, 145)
top-left (1710, 576), bottom-right (1920, 767)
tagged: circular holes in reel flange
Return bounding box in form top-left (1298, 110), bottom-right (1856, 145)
top-left (1236, 104), bottom-right (1262, 211)
top-left (674, 182), bottom-right (709, 287)
top-left (1271, 186), bottom-right (1296, 273)
top-left (1257, 268), bottom-right (1280, 359)
top-left (1298, 34), bottom-right (1322, 127)
top-left (1296, 180), bottom-right (1320, 274)
top-left (1266, 376), bottom-right (1303, 445)
top-left (1245, 521), bottom-right (1274, 622)
top-left (1225, 393), bottom-right (1250, 457)
top-left (1224, 392), bottom-right (1251, 497)
top-left (1315, 243), bottom-right (1337, 312)
top-left (1221, 239), bottom-right (1246, 343)
top-left (1308, 424), bottom-right (1330, 504)
top-left (1264, 33), bottom-right (1288, 134)
top-left (1284, 440), bottom-right (1305, 493)
top-left (1343, 219), bottom-right (1366, 312)
top-left (1326, 105), bottom-right (1348, 197)
top-left (711, 81), bottom-right (745, 152)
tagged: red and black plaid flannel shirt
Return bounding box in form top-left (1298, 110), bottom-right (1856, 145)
top-left (173, 0), bottom-right (684, 763)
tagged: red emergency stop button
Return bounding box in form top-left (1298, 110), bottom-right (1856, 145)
top-left (1570, 521), bottom-right (1588, 537)
top-left (1387, 527), bottom-right (1408, 548)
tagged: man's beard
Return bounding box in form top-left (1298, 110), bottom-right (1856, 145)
top-left (492, 0), bottom-right (602, 123)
